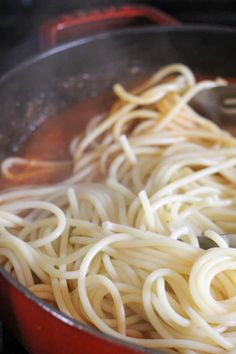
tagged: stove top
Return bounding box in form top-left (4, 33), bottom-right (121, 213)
top-left (1, 1), bottom-right (236, 353)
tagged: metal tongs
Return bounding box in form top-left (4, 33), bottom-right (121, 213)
top-left (198, 234), bottom-right (236, 250)
top-left (190, 83), bottom-right (236, 125)
top-left (190, 84), bottom-right (236, 249)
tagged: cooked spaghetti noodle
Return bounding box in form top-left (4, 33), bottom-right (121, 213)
top-left (1, 64), bottom-right (236, 354)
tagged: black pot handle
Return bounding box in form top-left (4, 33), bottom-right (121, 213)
top-left (39, 5), bottom-right (180, 51)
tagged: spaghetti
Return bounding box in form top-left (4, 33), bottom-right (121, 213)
top-left (0, 63), bottom-right (236, 353)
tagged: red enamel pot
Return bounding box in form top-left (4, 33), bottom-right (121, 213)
top-left (1, 5), bottom-right (236, 354)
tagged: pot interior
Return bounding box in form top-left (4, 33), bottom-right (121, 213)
top-left (1, 26), bottom-right (236, 161)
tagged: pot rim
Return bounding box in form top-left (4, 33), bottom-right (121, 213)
top-left (1, 24), bottom-right (236, 84)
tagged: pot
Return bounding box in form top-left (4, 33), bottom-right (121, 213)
top-left (0, 5), bottom-right (236, 354)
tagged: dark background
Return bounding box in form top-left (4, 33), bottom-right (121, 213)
top-left (1, 0), bottom-right (236, 353)
top-left (0, 0), bottom-right (236, 74)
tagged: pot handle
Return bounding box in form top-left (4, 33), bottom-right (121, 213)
top-left (39, 5), bottom-right (180, 51)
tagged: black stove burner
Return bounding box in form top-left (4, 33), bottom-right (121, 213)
top-left (3, 329), bottom-right (28, 354)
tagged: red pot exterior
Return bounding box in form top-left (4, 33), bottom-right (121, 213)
top-left (0, 271), bottom-right (147, 354)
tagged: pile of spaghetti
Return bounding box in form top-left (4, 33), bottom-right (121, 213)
top-left (1, 64), bottom-right (236, 354)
